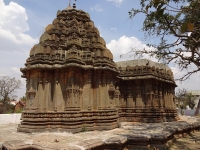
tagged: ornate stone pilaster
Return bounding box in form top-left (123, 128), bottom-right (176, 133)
top-left (145, 80), bottom-right (153, 108)
top-left (135, 80), bottom-right (143, 108)
top-left (168, 85), bottom-right (174, 109)
top-left (88, 70), bottom-right (92, 110)
top-left (167, 84), bottom-right (171, 108)
top-left (163, 84), bottom-right (167, 108)
top-left (125, 81), bottom-right (133, 108)
top-left (53, 69), bottom-right (64, 112)
top-left (44, 71), bottom-right (51, 111)
top-left (101, 72), bottom-right (107, 109)
top-left (108, 82), bottom-right (115, 107)
top-left (92, 71), bottom-right (97, 110)
top-left (158, 82), bottom-right (163, 108)
top-left (65, 70), bottom-right (70, 109)
top-left (114, 86), bottom-right (120, 108)
top-left (81, 69), bottom-right (91, 110)
top-left (127, 92), bottom-right (133, 108)
top-left (71, 69), bottom-right (75, 108)
top-left (26, 87), bottom-right (36, 111)
top-left (36, 70), bottom-right (44, 111)
top-left (25, 72), bottom-right (30, 110)
top-left (97, 70), bottom-right (102, 110)
top-left (53, 70), bottom-right (59, 112)
top-left (153, 81), bottom-right (159, 108)
top-left (26, 72), bottom-right (30, 91)
top-left (118, 81), bottom-right (125, 107)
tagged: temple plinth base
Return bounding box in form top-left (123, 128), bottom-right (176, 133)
top-left (118, 108), bottom-right (177, 123)
top-left (17, 110), bottom-right (119, 133)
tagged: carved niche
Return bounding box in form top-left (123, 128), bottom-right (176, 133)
top-left (27, 87), bottom-right (36, 107)
top-left (65, 75), bottom-right (82, 109)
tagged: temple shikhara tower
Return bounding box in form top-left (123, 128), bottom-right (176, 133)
top-left (18, 3), bottom-right (177, 133)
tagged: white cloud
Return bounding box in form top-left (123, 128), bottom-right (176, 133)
top-left (90, 4), bottom-right (103, 12)
top-left (107, 35), bottom-right (200, 91)
top-left (106, 0), bottom-right (124, 7)
top-left (110, 27), bottom-right (117, 31)
top-left (0, 0), bottom-right (38, 52)
top-left (11, 67), bottom-right (21, 74)
top-left (171, 65), bottom-right (200, 91)
top-left (106, 35), bottom-right (157, 62)
top-left (0, 0), bottom-right (38, 99)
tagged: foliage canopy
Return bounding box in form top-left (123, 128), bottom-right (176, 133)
top-left (176, 88), bottom-right (196, 109)
top-left (0, 76), bottom-right (22, 113)
top-left (129, 0), bottom-right (200, 81)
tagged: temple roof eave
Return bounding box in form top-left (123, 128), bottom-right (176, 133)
top-left (118, 75), bottom-right (177, 86)
top-left (20, 64), bottom-right (118, 73)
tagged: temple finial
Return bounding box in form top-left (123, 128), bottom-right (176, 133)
top-left (68, 0), bottom-right (71, 6)
top-left (66, 0), bottom-right (73, 9)
top-left (73, 0), bottom-right (77, 8)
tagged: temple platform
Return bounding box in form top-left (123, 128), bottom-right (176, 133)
top-left (1, 115), bottom-right (200, 150)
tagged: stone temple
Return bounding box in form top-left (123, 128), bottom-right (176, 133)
top-left (18, 4), bottom-right (177, 133)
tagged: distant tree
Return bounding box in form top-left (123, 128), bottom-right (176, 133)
top-left (20, 96), bottom-right (26, 101)
top-left (176, 88), bottom-right (187, 111)
top-left (176, 88), bottom-right (195, 109)
top-left (185, 93), bottom-right (196, 109)
top-left (0, 76), bottom-right (22, 113)
top-left (129, 0), bottom-right (200, 81)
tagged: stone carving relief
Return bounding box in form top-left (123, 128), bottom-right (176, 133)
top-left (108, 82), bottom-right (115, 99)
top-left (27, 87), bottom-right (36, 107)
top-left (65, 75), bottom-right (82, 108)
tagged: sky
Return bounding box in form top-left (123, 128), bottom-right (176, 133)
top-left (0, 0), bottom-right (199, 99)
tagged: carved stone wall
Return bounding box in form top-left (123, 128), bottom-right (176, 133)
top-left (116, 60), bottom-right (177, 123)
top-left (18, 6), bottom-right (178, 133)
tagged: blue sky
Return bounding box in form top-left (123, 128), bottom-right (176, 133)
top-left (0, 0), bottom-right (199, 99)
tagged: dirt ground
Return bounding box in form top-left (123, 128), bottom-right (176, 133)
top-left (170, 131), bottom-right (200, 150)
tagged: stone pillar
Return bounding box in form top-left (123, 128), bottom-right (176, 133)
top-left (120, 82), bottom-right (126, 107)
top-left (158, 82), bottom-right (163, 108)
top-left (114, 86), bottom-right (120, 108)
top-left (65, 70), bottom-right (71, 109)
top-left (36, 70), bottom-right (44, 111)
top-left (108, 81), bottom-right (115, 108)
top-left (44, 71), bottom-right (52, 111)
top-left (169, 85), bottom-right (174, 108)
top-left (71, 70), bottom-right (75, 108)
top-left (163, 84), bottom-right (167, 108)
top-left (107, 73), bottom-right (112, 108)
top-left (135, 80), bottom-right (144, 108)
top-left (153, 81), bottom-right (159, 108)
top-left (25, 73), bottom-right (30, 110)
top-left (82, 70), bottom-right (91, 110)
top-left (101, 72), bottom-right (107, 109)
top-left (145, 80), bottom-right (151, 108)
top-left (126, 82), bottom-right (133, 108)
top-left (88, 70), bottom-right (92, 110)
top-left (97, 70), bottom-right (102, 110)
top-left (171, 86), bottom-right (176, 109)
top-left (53, 70), bottom-right (64, 112)
top-left (92, 71), bottom-right (98, 110)
top-left (167, 84), bottom-right (171, 108)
